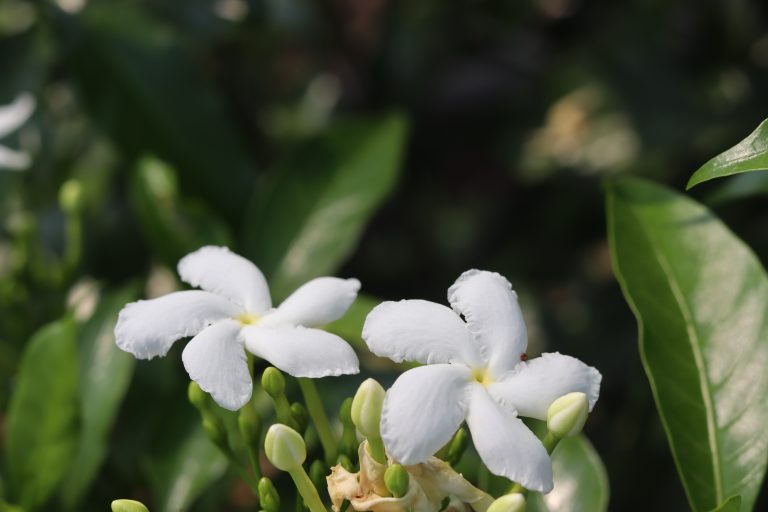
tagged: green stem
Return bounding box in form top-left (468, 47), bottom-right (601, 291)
top-left (287, 464), bottom-right (328, 512)
top-left (221, 446), bottom-right (260, 496)
top-left (298, 378), bottom-right (337, 464)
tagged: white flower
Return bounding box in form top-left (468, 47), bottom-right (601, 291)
top-left (115, 246), bottom-right (360, 411)
top-left (362, 270), bottom-right (601, 493)
top-left (0, 93), bottom-right (35, 171)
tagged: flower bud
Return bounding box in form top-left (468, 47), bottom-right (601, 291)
top-left (547, 392), bottom-right (589, 438)
top-left (338, 397), bottom-right (358, 459)
top-left (384, 463), bottom-right (409, 498)
top-left (339, 397), bottom-right (354, 426)
top-left (188, 381), bottom-right (210, 413)
top-left (487, 493), bottom-right (526, 512)
top-left (59, 179), bottom-right (84, 214)
top-left (111, 499), bottom-right (150, 512)
top-left (336, 453), bottom-right (354, 472)
top-left (265, 424), bottom-right (306, 471)
top-left (203, 416), bottom-right (229, 451)
top-left (446, 427), bottom-right (469, 466)
top-left (309, 459), bottom-right (327, 491)
top-left (291, 402), bottom-right (309, 433)
top-left (258, 477), bottom-right (281, 512)
top-left (238, 404), bottom-right (262, 446)
top-left (351, 378), bottom-right (385, 439)
top-left (261, 367), bottom-right (286, 399)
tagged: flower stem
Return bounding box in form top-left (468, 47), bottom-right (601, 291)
top-left (367, 436), bottom-right (387, 464)
top-left (287, 464), bottom-right (328, 512)
top-left (298, 378), bottom-right (337, 464)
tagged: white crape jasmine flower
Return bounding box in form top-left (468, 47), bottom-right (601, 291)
top-left (115, 246), bottom-right (360, 411)
top-left (362, 270), bottom-right (602, 493)
top-left (0, 93), bottom-right (35, 171)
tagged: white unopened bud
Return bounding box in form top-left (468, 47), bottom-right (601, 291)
top-left (111, 499), bottom-right (150, 512)
top-left (351, 378), bottom-right (385, 439)
top-left (547, 392), bottom-right (589, 438)
top-left (487, 493), bottom-right (526, 512)
top-left (264, 423), bottom-right (306, 471)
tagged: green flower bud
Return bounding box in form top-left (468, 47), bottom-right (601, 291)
top-left (487, 493), bottom-right (526, 512)
top-left (258, 477), bottom-right (281, 512)
top-left (446, 427), bottom-right (469, 466)
top-left (238, 404), bottom-right (262, 446)
top-left (265, 424), bottom-right (306, 471)
top-left (261, 367), bottom-right (286, 399)
top-left (547, 392), bottom-right (589, 439)
top-left (59, 179), bottom-right (83, 213)
top-left (291, 402), bottom-right (309, 433)
top-left (351, 378), bottom-right (385, 439)
top-left (111, 499), bottom-right (150, 512)
top-left (203, 416), bottom-right (229, 451)
top-left (309, 459), bottom-right (327, 492)
top-left (188, 382), bottom-right (210, 413)
top-left (336, 453), bottom-right (354, 472)
top-left (339, 397), bottom-right (354, 426)
top-left (384, 463), bottom-right (409, 498)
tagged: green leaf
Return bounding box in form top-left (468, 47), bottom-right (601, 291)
top-left (69, 2), bottom-right (255, 223)
top-left (60, 284), bottom-right (141, 509)
top-left (129, 156), bottom-right (232, 265)
top-left (710, 496), bottom-right (742, 512)
top-left (606, 177), bottom-right (768, 511)
top-left (5, 319), bottom-right (79, 511)
top-left (687, 119), bottom-right (768, 189)
top-left (243, 113), bottom-right (408, 299)
top-left (144, 423), bottom-right (228, 512)
top-left (326, 293), bottom-right (380, 350)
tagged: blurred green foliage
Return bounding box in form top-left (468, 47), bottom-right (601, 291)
top-left (1, 0), bottom-right (767, 511)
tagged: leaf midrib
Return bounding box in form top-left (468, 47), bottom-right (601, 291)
top-left (630, 205), bottom-right (724, 506)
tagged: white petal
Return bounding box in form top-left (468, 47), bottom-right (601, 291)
top-left (115, 290), bottom-right (241, 359)
top-left (466, 385), bottom-right (553, 493)
top-left (0, 93), bottom-right (35, 139)
top-left (0, 145), bottom-right (31, 170)
top-left (178, 246), bottom-right (271, 313)
top-left (262, 277), bottom-right (360, 327)
top-left (362, 300), bottom-right (482, 367)
top-left (448, 270), bottom-right (527, 376)
top-left (182, 319), bottom-right (252, 411)
top-left (489, 352), bottom-right (602, 420)
top-left (242, 325), bottom-right (359, 377)
top-left (380, 364), bottom-right (472, 464)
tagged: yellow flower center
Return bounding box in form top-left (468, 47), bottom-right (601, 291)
top-left (471, 368), bottom-right (493, 388)
top-left (236, 312), bottom-right (261, 325)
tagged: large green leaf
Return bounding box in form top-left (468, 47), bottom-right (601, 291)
top-left (69, 2), bottom-right (255, 223)
top-left (4, 319), bottom-right (79, 511)
top-left (711, 496), bottom-right (742, 512)
top-left (606, 177), bottom-right (768, 511)
top-left (60, 284), bottom-right (141, 509)
top-left (144, 423), bottom-right (228, 512)
top-left (687, 119), bottom-right (768, 189)
top-left (243, 113), bottom-right (408, 299)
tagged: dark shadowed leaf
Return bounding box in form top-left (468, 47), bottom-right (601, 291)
top-left (607, 178), bottom-right (768, 511)
top-left (710, 495), bottom-right (742, 512)
top-left (5, 319), bottom-right (79, 511)
top-left (688, 119), bottom-right (768, 189)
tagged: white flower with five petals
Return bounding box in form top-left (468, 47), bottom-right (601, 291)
top-left (362, 270), bottom-right (601, 493)
top-left (115, 246), bottom-right (360, 411)
top-left (0, 93), bottom-right (35, 171)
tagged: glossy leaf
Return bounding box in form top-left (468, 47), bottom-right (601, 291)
top-left (687, 119), bottom-right (768, 189)
top-left (243, 113), bottom-right (408, 299)
top-left (711, 496), bottom-right (742, 512)
top-left (606, 177), bottom-right (768, 511)
top-left (5, 319), bottom-right (79, 511)
top-left (61, 284), bottom-right (141, 509)
top-left (144, 423), bottom-right (228, 512)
